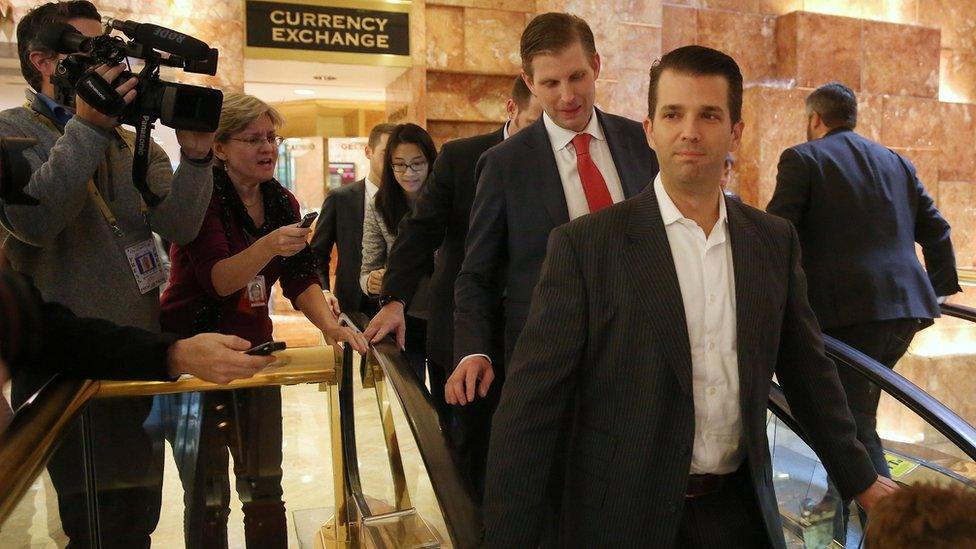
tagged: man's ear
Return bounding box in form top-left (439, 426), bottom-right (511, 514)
top-left (643, 117), bottom-right (657, 151)
top-left (505, 98), bottom-right (517, 120)
top-left (28, 51), bottom-right (57, 77)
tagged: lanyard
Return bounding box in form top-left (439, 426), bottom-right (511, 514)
top-left (27, 105), bottom-right (147, 237)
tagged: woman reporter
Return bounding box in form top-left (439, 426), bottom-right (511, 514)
top-left (159, 93), bottom-right (366, 548)
top-left (360, 123), bottom-right (437, 385)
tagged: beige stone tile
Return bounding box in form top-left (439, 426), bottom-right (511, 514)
top-left (857, 92), bottom-right (885, 143)
top-left (428, 120), bottom-right (503, 147)
top-left (896, 147), bottom-right (941, 201)
top-left (610, 68), bottom-right (652, 122)
top-left (936, 181), bottom-right (976, 268)
top-left (430, 0), bottom-right (535, 11)
top-left (776, 12), bottom-right (862, 90)
top-left (617, 23), bottom-right (662, 73)
top-left (696, 9), bottom-right (777, 83)
top-left (702, 0), bottom-right (759, 11)
top-left (427, 6), bottom-right (465, 71)
top-left (881, 95), bottom-right (942, 149)
top-left (463, 8), bottom-right (525, 74)
top-left (759, 0), bottom-right (803, 14)
top-left (917, 0), bottom-right (976, 51)
top-left (426, 72), bottom-right (511, 121)
top-left (937, 102), bottom-right (976, 182)
top-left (739, 87), bottom-right (808, 208)
top-left (662, 5), bottom-right (698, 54)
top-left (941, 51), bottom-right (976, 105)
top-left (863, 20), bottom-right (940, 98)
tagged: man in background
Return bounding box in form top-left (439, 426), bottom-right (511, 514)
top-left (311, 123), bottom-right (396, 316)
top-left (364, 76), bottom-right (542, 497)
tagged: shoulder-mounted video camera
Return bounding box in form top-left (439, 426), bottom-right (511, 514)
top-left (37, 19), bottom-right (224, 206)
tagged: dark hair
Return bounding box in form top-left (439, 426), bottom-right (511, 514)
top-left (806, 82), bottom-right (857, 129)
top-left (17, 1), bottom-right (101, 92)
top-left (511, 75), bottom-right (533, 109)
top-left (376, 123), bottom-right (437, 235)
top-left (520, 12), bottom-right (596, 77)
top-left (647, 45), bottom-right (743, 124)
top-left (368, 123), bottom-right (397, 149)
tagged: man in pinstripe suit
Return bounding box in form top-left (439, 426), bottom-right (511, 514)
top-left (483, 46), bottom-right (897, 548)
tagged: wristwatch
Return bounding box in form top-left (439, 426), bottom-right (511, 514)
top-left (378, 295), bottom-right (405, 308)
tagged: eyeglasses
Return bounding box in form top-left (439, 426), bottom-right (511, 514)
top-left (231, 135), bottom-right (285, 148)
top-left (391, 160), bottom-right (428, 175)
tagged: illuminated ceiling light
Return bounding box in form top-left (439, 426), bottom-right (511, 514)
top-left (294, 89), bottom-right (315, 96)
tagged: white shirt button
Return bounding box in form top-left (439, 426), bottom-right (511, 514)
top-left (707, 341), bottom-right (715, 351)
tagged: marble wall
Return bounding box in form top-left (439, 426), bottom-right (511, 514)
top-left (1, 0), bottom-right (245, 92)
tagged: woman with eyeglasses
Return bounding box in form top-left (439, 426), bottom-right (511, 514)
top-left (360, 123), bottom-right (437, 384)
top-left (159, 93), bottom-right (367, 548)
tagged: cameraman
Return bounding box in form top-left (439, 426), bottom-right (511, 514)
top-left (0, 2), bottom-right (214, 546)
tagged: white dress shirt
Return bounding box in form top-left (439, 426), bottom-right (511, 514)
top-left (542, 109), bottom-right (626, 220)
top-left (364, 176), bottom-right (379, 211)
top-left (653, 175), bottom-right (745, 475)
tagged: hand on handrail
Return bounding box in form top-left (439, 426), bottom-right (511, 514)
top-left (166, 333), bottom-right (274, 384)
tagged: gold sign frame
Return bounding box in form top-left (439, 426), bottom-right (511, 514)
top-left (244, 0), bottom-right (413, 67)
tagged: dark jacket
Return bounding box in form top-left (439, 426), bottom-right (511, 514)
top-left (767, 128), bottom-right (960, 330)
top-left (310, 180), bottom-right (371, 314)
top-left (2, 268), bottom-right (176, 383)
top-left (382, 127), bottom-right (505, 369)
top-left (453, 111), bottom-right (659, 366)
top-left (484, 189), bottom-right (877, 548)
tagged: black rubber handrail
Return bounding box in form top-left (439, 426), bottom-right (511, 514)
top-left (336, 315), bottom-right (372, 518)
top-left (347, 313), bottom-right (483, 548)
top-left (823, 334), bottom-right (976, 462)
top-left (940, 302), bottom-right (976, 324)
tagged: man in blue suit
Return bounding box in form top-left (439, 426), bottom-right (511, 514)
top-left (447, 12), bottom-right (659, 405)
top-left (767, 82), bottom-right (961, 480)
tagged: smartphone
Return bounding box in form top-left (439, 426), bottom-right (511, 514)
top-left (245, 341), bottom-right (287, 356)
top-left (297, 211), bottom-right (318, 228)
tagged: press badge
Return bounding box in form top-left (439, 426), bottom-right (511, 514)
top-left (246, 275), bottom-right (267, 308)
top-left (124, 238), bottom-right (166, 294)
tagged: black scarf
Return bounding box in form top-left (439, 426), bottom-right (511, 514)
top-left (191, 167), bottom-right (319, 334)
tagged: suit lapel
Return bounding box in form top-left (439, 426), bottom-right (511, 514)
top-left (623, 189), bottom-right (693, 395)
top-left (726, 198), bottom-right (766, 413)
top-left (598, 110), bottom-right (644, 199)
top-left (524, 118), bottom-right (570, 226)
top-left (351, 180), bottom-right (366, 248)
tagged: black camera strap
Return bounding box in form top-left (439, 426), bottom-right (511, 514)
top-left (132, 113), bottom-right (161, 207)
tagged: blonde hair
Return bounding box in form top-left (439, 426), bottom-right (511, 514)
top-left (214, 93), bottom-right (284, 143)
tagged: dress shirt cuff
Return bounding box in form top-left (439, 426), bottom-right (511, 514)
top-left (458, 353), bottom-right (492, 367)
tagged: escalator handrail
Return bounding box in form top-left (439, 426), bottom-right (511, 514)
top-left (940, 302), bottom-right (976, 324)
top-left (0, 377), bottom-right (97, 528)
top-left (347, 313), bottom-right (483, 548)
top-left (823, 334), bottom-right (976, 462)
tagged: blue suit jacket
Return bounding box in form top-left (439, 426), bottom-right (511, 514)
top-left (767, 128), bottom-right (960, 330)
top-left (453, 110), bottom-right (659, 366)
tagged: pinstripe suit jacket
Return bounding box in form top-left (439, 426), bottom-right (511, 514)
top-left (483, 186), bottom-right (878, 548)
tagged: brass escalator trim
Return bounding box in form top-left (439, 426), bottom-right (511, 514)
top-left (0, 378), bottom-right (97, 526)
top-left (94, 346), bottom-right (337, 398)
top-left (371, 363), bottom-right (414, 511)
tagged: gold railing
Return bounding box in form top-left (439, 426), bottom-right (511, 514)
top-left (0, 333), bottom-right (449, 547)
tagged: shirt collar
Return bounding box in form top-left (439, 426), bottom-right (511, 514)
top-left (653, 173), bottom-right (728, 229)
top-left (364, 176), bottom-right (380, 199)
top-left (503, 120), bottom-right (510, 140)
top-left (542, 108), bottom-right (605, 152)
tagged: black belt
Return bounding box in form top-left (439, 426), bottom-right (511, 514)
top-left (686, 467), bottom-right (745, 499)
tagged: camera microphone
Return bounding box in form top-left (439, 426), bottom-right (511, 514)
top-left (106, 19), bottom-right (210, 60)
top-left (37, 22), bottom-right (94, 55)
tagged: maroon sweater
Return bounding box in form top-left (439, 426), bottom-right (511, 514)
top-left (160, 174), bottom-right (318, 344)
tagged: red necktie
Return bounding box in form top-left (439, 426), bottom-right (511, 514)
top-left (572, 133), bottom-right (613, 213)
